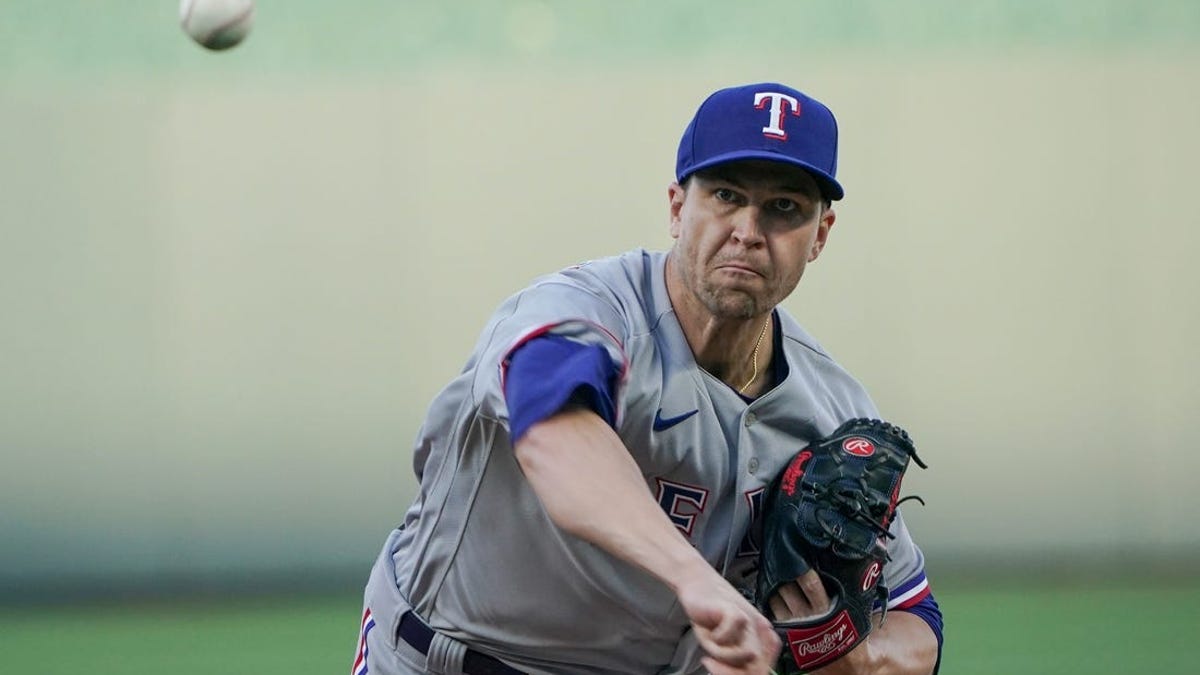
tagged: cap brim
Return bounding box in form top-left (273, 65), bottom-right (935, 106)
top-left (679, 150), bottom-right (844, 201)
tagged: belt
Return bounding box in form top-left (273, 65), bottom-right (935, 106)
top-left (397, 611), bottom-right (526, 675)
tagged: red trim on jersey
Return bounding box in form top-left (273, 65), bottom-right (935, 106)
top-left (499, 323), bottom-right (558, 392)
top-left (894, 584), bottom-right (932, 610)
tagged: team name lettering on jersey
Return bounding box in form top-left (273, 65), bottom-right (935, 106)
top-left (655, 478), bottom-right (709, 537)
top-left (736, 488), bottom-right (765, 557)
top-left (754, 92), bottom-right (801, 140)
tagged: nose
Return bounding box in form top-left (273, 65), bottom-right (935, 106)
top-left (730, 206), bottom-right (766, 247)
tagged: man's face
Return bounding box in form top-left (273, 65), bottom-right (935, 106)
top-left (668, 160), bottom-right (835, 319)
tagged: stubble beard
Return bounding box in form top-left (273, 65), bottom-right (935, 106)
top-left (700, 263), bottom-right (808, 320)
top-left (697, 277), bottom-right (764, 320)
top-left (669, 246), bottom-right (776, 321)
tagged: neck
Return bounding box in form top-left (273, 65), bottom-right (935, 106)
top-left (737, 315), bottom-right (772, 395)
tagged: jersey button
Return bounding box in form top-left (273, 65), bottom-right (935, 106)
top-left (744, 412), bottom-right (757, 427)
top-left (748, 457), bottom-right (760, 473)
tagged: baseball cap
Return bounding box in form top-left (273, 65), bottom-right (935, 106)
top-left (675, 82), bottom-right (844, 201)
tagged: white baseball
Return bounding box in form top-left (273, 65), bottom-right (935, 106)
top-left (180, 0), bottom-right (256, 51)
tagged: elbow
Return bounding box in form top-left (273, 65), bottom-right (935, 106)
top-left (512, 416), bottom-right (574, 521)
top-left (512, 409), bottom-right (610, 540)
top-left (513, 419), bottom-right (556, 481)
top-left (513, 406), bottom-right (592, 480)
top-left (514, 427), bottom-right (588, 540)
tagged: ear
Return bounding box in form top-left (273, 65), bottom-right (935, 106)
top-left (808, 206), bottom-right (836, 262)
top-left (668, 182), bottom-right (686, 239)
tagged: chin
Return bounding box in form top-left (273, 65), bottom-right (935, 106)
top-left (702, 288), bottom-right (761, 319)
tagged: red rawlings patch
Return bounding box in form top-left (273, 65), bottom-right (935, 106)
top-left (842, 437), bottom-right (875, 457)
top-left (784, 610), bottom-right (861, 671)
top-left (780, 450), bottom-right (812, 496)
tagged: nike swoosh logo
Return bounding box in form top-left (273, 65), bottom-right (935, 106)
top-left (653, 408), bottom-right (699, 431)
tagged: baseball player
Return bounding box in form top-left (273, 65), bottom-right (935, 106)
top-left (353, 82), bottom-right (943, 675)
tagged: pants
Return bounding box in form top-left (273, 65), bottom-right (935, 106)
top-left (351, 529), bottom-right (470, 675)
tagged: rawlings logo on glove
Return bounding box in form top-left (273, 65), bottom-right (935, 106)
top-left (756, 418), bottom-right (927, 674)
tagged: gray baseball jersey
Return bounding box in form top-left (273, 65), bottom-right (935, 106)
top-left (362, 248), bottom-right (928, 674)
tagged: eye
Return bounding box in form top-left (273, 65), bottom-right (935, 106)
top-left (715, 188), bottom-right (738, 203)
top-left (770, 198), bottom-right (798, 213)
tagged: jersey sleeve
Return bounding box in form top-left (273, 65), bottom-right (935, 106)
top-left (468, 277), bottom-right (630, 429)
top-left (895, 590), bottom-right (944, 674)
top-left (877, 510), bottom-right (943, 673)
top-left (878, 511), bottom-right (926, 605)
top-left (503, 334), bottom-right (622, 442)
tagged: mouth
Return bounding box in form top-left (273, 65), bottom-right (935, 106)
top-left (715, 262), bottom-right (764, 278)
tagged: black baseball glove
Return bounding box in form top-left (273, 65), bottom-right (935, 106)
top-left (756, 418), bottom-right (926, 673)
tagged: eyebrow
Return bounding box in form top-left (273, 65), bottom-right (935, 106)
top-left (707, 170), bottom-right (817, 198)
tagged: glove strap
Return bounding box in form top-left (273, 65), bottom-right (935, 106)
top-left (779, 609), bottom-right (862, 672)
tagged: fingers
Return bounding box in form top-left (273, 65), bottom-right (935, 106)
top-left (693, 610), bottom-right (758, 669)
top-left (796, 569), bottom-right (831, 615)
top-left (677, 566), bottom-right (780, 673)
top-left (753, 612), bottom-right (782, 664)
top-left (700, 606), bottom-right (750, 648)
top-left (698, 616), bottom-right (780, 675)
top-left (768, 594), bottom-right (786, 621)
top-left (768, 571), bottom-right (832, 621)
top-left (684, 592), bottom-right (778, 672)
top-left (774, 581), bottom-right (812, 618)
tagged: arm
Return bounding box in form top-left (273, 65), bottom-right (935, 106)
top-left (514, 407), bottom-right (780, 675)
top-left (771, 572), bottom-right (939, 675)
top-left (821, 611), bottom-right (938, 675)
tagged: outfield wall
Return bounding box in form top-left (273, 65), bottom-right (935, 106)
top-left (2, 1), bottom-right (1198, 596)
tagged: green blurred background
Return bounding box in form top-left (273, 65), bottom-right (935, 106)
top-left (2, 1), bottom-right (1198, 672)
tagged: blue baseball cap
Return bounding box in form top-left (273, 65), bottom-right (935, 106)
top-left (675, 82), bottom-right (844, 201)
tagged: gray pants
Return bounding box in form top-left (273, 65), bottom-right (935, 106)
top-left (353, 529), bottom-right (477, 675)
top-left (351, 529), bottom-right (705, 675)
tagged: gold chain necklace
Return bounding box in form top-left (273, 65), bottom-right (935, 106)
top-left (737, 315), bottom-right (772, 394)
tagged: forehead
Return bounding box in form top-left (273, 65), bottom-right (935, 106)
top-left (693, 160), bottom-right (822, 198)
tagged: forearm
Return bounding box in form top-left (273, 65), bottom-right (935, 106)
top-left (513, 407), bottom-right (713, 590)
top-left (815, 612), bottom-right (938, 675)
top-left (515, 407), bottom-right (781, 672)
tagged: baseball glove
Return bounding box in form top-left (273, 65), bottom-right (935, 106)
top-left (756, 418), bottom-right (926, 673)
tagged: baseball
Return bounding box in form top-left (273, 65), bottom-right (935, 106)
top-left (180, 0), bottom-right (255, 51)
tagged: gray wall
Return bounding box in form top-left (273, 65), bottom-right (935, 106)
top-left (3, 1), bottom-right (1198, 596)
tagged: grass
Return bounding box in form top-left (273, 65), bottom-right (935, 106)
top-left (938, 583), bottom-right (1197, 674)
top-left (0, 594), bottom-right (363, 675)
top-left (2, 583), bottom-right (1196, 674)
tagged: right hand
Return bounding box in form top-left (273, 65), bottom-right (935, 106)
top-left (676, 568), bottom-right (781, 675)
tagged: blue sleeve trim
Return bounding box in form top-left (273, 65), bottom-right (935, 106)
top-left (895, 590), bottom-right (944, 674)
top-left (503, 334), bottom-right (620, 443)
